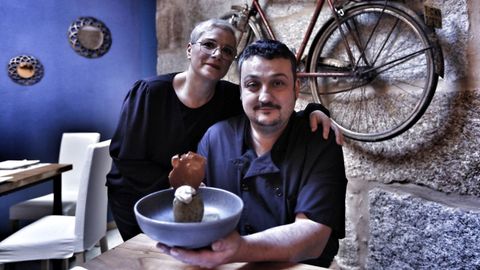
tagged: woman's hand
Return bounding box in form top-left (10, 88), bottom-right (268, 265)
top-left (309, 111), bottom-right (344, 145)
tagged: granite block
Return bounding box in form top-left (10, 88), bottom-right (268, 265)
top-left (368, 188), bottom-right (480, 269)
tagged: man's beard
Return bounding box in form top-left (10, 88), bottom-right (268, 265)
top-left (250, 102), bottom-right (285, 134)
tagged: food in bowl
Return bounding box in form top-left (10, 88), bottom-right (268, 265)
top-left (172, 185), bottom-right (204, 222)
top-left (168, 152), bottom-right (206, 222)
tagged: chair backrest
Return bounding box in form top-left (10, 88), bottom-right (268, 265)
top-left (74, 140), bottom-right (111, 252)
top-left (58, 133), bottom-right (100, 195)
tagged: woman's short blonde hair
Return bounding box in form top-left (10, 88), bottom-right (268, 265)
top-left (190, 19), bottom-right (237, 44)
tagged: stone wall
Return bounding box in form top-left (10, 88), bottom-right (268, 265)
top-left (156, 0), bottom-right (480, 269)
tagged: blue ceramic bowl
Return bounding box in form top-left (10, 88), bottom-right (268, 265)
top-left (134, 187), bottom-right (243, 249)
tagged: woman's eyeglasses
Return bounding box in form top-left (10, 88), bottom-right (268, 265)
top-left (194, 40), bottom-right (236, 61)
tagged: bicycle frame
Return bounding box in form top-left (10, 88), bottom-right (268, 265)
top-left (250, 0), bottom-right (348, 78)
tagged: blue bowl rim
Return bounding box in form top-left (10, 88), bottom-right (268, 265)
top-left (134, 186), bottom-right (244, 226)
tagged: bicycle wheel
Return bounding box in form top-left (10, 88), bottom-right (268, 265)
top-left (221, 11), bottom-right (269, 83)
top-left (307, 1), bottom-right (439, 142)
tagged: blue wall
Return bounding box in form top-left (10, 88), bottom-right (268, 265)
top-left (0, 0), bottom-right (157, 237)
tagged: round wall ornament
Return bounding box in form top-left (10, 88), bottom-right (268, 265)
top-left (68, 16), bottom-right (112, 58)
top-left (8, 55), bottom-right (44, 86)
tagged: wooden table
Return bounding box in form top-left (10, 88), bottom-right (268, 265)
top-left (81, 234), bottom-right (328, 270)
top-left (0, 163), bottom-right (72, 214)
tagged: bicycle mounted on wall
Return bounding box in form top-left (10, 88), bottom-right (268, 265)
top-left (222, 0), bottom-right (444, 142)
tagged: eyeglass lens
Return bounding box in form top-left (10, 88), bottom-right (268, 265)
top-left (197, 40), bottom-right (236, 60)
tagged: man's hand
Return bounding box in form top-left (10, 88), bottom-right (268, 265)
top-left (157, 231), bottom-right (242, 269)
top-left (309, 111), bottom-right (344, 145)
top-left (157, 214), bottom-right (332, 267)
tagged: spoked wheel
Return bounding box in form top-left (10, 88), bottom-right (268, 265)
top-left (308, 2), bottom-right (439, 142)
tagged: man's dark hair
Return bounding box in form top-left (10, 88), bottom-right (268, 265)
top-left (237, 39), bottom-right (297, 81)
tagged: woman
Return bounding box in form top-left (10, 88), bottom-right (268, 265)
top-left (107, 19), bottom-right (340, 241)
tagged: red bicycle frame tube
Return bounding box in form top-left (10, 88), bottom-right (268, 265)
top-left (251, 0), bottom-right (350, 78)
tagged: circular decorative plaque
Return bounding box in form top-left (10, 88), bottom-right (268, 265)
top-left (8, 55), bottom-right (44, 86)
top-left (68, 16), bottom-right (112, 58)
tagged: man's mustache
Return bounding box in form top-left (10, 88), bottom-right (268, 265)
top-left (254, 102), bottom-right (281, 110)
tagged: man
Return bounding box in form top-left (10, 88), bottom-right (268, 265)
top-left (158, 39), bottom-right (347, 268)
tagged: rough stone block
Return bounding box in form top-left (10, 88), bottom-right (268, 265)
top-left (368, 188), bottom-right (480, 269)
top-left (336, 178), bottom-right (369, 270)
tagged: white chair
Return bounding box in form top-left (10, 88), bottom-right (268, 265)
top-left (9, 133), bottom-right (100, 228)
top-left (0, 140), bottom-right (112, 269)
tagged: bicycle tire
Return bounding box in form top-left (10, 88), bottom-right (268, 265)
top-left (307, 1), bottom-right (439, 142)
top-left (221, 11), bottom-right (269, 83)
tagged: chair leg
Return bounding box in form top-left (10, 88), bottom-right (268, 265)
top-left (47, 259), bottom-right (68, 270)
top-left (40, 260), bottom-right (50, 270)
top-left (10, 220), bottom-right (20, 233)
top-left (99, 236), bottom-right (108, 253)
top-left (74, 252), bottom-right (85, 264)
top-left (1, 263), bottom-right (13, 270)
top-left (61, 259), bottom-right (69, 270)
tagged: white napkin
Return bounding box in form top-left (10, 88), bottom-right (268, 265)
top-left (0, 176), bottom-right (13, 183)
top-left (0, 160), bottom-right (40, 170)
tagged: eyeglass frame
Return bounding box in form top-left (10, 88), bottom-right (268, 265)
top-left (193, 39), bottom-right (237, 61)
